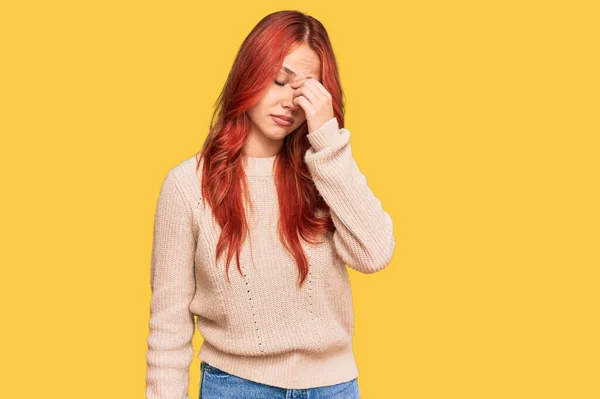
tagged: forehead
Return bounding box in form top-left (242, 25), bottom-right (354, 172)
top-left (279, 46), bottom-right (321, 79)
top-left (279, 64), bottom-right (321, 80)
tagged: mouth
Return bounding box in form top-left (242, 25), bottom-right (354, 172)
top-left (271, 115), bottom-right (294, 127)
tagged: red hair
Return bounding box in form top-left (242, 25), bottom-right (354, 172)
top-left (196, 10), bottom-right (344, 287)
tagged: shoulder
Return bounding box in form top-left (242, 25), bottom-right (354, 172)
top-left (162, 152), bottom-right (203, 206)
top-left (169, 152), bottom-right (201, 182)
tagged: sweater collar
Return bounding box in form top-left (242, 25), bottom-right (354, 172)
top-left (243, 154), bottom-right (277, 177)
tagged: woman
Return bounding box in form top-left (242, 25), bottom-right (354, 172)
top-left (146, 10), bottom-right (395, 399)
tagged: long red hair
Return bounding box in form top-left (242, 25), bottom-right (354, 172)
top-left (196, 10), bottom-right (344, 287)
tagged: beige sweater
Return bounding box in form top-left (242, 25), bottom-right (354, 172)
top-left (145, 116), bottom-right (395, 399)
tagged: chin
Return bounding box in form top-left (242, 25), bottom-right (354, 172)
top-left (267, 129), bottom-right (291, 140)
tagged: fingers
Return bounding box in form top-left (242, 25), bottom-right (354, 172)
top-left (291, 78), bottom-right (329, 104)
top-left (297, 77), bottom-right (330, 98)
top-left (292, 95), bottom-right (314, 115)
top-left (293, 82), bottom-right (319, 104)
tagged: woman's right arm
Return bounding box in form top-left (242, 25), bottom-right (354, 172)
top-left (146, 170), bottom-right (197, 399)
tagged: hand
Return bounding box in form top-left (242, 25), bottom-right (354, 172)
top-left (290, 78), bottom-right (335, 134)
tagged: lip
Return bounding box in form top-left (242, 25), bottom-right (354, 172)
top-left (271, 114), bottom-right (294, 126)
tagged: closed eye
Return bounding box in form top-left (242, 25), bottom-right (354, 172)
top-left (274, 80), bottom-right (286, 87)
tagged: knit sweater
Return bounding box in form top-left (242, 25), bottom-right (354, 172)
top-left (145, 116), bottom-right (395, 399)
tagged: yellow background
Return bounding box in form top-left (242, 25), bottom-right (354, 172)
top-left (1, 1), bottom-right (598, 398)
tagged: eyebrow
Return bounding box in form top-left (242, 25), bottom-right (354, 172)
top-left (281, 65), bottom-right (316, 80)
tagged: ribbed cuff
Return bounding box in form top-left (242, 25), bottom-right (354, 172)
top-left (306, 117), bottom-right (343, 152)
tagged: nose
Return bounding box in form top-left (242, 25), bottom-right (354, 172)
top-left (282, 86), bottom-right (299, 111)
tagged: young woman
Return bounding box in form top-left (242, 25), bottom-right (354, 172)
top-left (145, 10), bottom-right (395, 399)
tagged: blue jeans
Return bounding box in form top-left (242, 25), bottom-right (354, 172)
top-left (200, 361), bottom-right (361, 398)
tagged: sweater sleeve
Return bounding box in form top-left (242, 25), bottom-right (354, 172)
top-left (304, 116), bottom-right (396, 274)
top-left (146, 170), bottom-right (197, 399)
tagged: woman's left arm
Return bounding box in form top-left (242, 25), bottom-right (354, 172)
top-left (292, 77), bottom-right (395, 274)
top-left (304, 116), bottom-right (396, 274)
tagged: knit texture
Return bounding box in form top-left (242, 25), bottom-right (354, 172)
top-left (145, 116), bottom-right (395, 398)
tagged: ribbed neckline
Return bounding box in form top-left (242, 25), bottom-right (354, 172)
top-left (243, 154), bottom-right (278, 177)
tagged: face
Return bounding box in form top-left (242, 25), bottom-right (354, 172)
top-left (245, 43), bottom-right (322, 155)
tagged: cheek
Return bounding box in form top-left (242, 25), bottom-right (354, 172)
top-left (263, 89), bottom-right (279, 104)
top-left (246, 107), bottom-right (259, 125)
top-left (247, 102), bottom-right (267, 122)
top-left (289, 118), bottom-right (305, 132)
